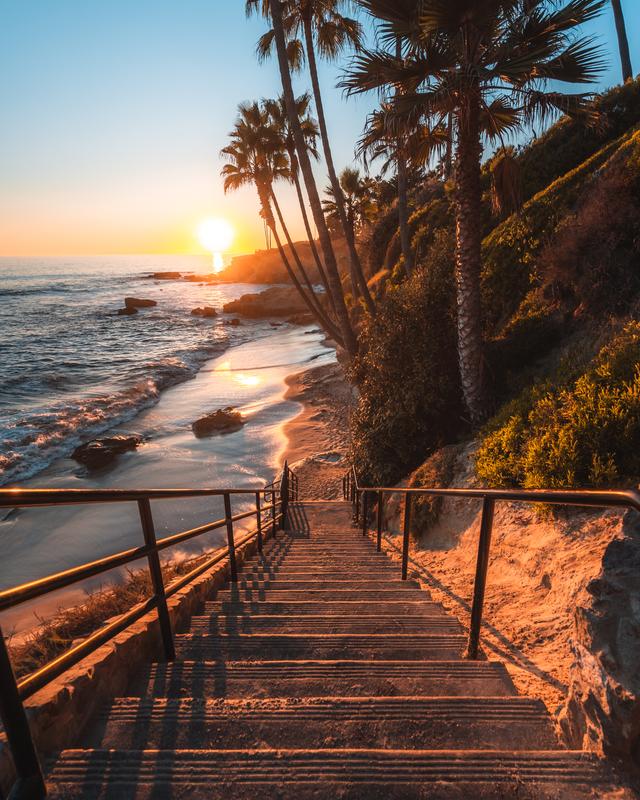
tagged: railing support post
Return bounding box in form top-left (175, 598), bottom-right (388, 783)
top-left (255, 492), bottom-right (263, 553)
top-left (376, 491), bottom-right (383, 552)
top-left (402, 493), bottom-right (412, 580)
top-left (223, 492), bottom-right (238, 582)
top-left (281, 463), bottom-right (290, 531)
top-left (467, 498), bottom-right (496, 659)
top-left (354, 491), bottom-right (360, 526)
top-left (0, 625), bottom-right (46, 799)
top-left (138, 498), bottom-right (175, 662)
top-left (271, 489), bottom-right (277, 539)
top-left (362, 491), bottom-right (369, 536)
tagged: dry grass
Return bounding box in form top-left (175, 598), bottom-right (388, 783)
top-left (7, 551), bottom-right (212, 680)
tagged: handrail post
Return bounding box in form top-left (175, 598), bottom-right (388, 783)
top-left (223, 492), bottom-right (238, 582)
top-left (376, 490), bottom-right (383, 552)
top-left (255, 492), bottom-right (263, 553)
top-left (362, 491), bottom-right (369, 536)
top-left (402, 493), bottom-right (412, 580)
top-left (271, 488), bottom-right (277, 539)
top-left (138, 498), bottom-right (175, 661)
top-left (281, 463), bottom-right (290, 531)
top-left (467, 497), bottom-right (495, 659)
top-left (354, 491), bottom-right (360, 526)
top-left (0, 625), bottom-right (46, 799)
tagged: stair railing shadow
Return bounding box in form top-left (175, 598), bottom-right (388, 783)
top-left (376, 531), bottom-right (568, 695)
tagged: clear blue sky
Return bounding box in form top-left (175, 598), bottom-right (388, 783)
top-left (0, 0), bottom-right (638, 256)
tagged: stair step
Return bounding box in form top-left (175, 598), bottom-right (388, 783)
top-left (89, 697), bottom-right (559, 751)
top-left (189, 615), bottom-right (462, 635)
top-left (175, 633), bottom-right (466, 661)
top-left (233, 579), bottom-right (417, 590)
top-left (47, 749), bottom-right (614, 800)
top-left (136, 659), bottom-right (518, 699)
top-left (215, 589), bottom-right (427, 602)
top-left (204, 600), bottom-right (446, 616)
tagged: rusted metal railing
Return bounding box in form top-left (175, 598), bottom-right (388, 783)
top-left (344, 468), bottom-right (640, 660)
top-left (0, 462), bottom-right (297, 798)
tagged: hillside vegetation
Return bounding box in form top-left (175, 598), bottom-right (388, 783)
top-left (352, 79), bottom-right (640, 489)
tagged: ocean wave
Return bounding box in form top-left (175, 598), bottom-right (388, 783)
top-left (0, 342), bottom-right (229, 487)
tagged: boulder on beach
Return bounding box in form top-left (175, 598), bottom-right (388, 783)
top-left (117, 306), bottom-right (138, 316)
top-left (149, 271), bottom-right (181, 280)
top-left (222, 286), bottom-right (310, 319)
top-left (226, 318), bottom-right (242, 326)
top-left (191, 306), bottom-right (218, 318)
top-left (125, 297), bottom-right (157, 309)
top-left (72, 435), bottom-right (143, 469)
top-left (192, 407), bottom-right (244, 438)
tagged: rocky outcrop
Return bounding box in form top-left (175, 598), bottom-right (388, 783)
top-left (559, 514), bottom-right (640, 759)
top-left (192, 408), bottom-right (244, 437)
top-left (125, 297), bottom-right (157, 309)
top-left (148, 271), bottom-right (181, 280)
top-left (191, 306), bottom-right (218, 318)
top-left (223, 287), bottom-right (310, 319)
top-left (117, 306), bottom-right (138, 316)
top-left (72, 436), bottom-right (142, 469)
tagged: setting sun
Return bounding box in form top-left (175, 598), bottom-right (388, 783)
top-left (198, 218), bottom-right (235, 255)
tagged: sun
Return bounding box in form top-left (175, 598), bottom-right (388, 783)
top-left (197, 218), bottom-right (235, 256)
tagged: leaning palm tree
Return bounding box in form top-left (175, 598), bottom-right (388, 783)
top-left (263, 93), bottom-right (336, 311)
top-left (343, 0), bottom-right (606, 422)
top-left (221, 103), bottom-right (343, 344)
top-left (611, 0), bottom-right (633, 82)
top-left (247, 0), bottom-right (376, 315)
top-left (262, 0), bottom-right (358, 354)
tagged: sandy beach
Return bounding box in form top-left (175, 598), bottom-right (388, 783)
top-left (282, 362), bottom-right (352, 500)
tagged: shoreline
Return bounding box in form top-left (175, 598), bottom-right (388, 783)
top-left (281, 361), bottom-right (352, 500)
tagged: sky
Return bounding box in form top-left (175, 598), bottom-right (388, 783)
top-left (0, 0), bottom-right (638, 257)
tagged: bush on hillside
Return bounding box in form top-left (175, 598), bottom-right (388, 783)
top-left (351, 229), bottom-right (463, 485)
top-left (476, 322), bottom-right (640, 489)
top-left (408, 445), bottom-right (459, 538)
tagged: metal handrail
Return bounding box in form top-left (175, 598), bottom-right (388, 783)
top-left (0, 462), bottom-right (298, 799)
top-left (343, 468), bottom-right (640, 660)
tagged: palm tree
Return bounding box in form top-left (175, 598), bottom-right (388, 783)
top-left (611, 0), bottom-right (633, 82)
top-left (247, 0), bottom-right (376, 315)
top-left (358, 104), bottom-right (448, 276)
top-left (263, 93), bottom-right (336, 311)
top-left (221, 103), bottom-right (343, 343)
top-left (323, 167), bottom-right (374, 238)
top-left (264, 0), bottom-right (358, 354)
top-left (343, 0), bottom-right (606, 422)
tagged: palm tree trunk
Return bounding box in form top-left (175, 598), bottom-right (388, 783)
top-left (269, 0), bottom-right (357, 356)
top-left (259, 187), bottom-right (344, 345)
top-left (291, 166), bottom-right (337, 313)
top-left (397, 152), bottom-right (413, 276)
top-left (270, 189), bottom-right (334, 325)
top-left (454, 92), bottom-right (487, 423)
top-left (611, 0), bottom-right (633, 82)
top-left (302, 14), bottom-right (376, 316)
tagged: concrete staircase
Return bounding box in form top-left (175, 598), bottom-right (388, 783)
top-left (47, 501), bottom-right (626, 798)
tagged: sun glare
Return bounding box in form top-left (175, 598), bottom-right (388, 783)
top-left (198, 218), bottom-right (235, 272)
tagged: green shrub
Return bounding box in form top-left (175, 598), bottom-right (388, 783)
top-left (408, 445), bottom-right (459, 537)
top-left (476, 323), bottom-right (640, 488)
top-left (351, 229), bottom-right (463, 485)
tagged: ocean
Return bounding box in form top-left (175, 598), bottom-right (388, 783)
top-left (0, 255), bottom-right (267, 486)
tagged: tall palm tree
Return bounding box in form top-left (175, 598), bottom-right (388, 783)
top-left (323, 167), bottom-right (374, 238)
top-left (247, 0), bottom-right (376, 315)
top-left (611, 0), bottom-right (633, 82)
top-left (221, 103), bottom-right (343, 343)
top-left (265, 0), bottom-right (358, 355)
top-left (263, 93), bottom-right (336, 311)
top-left (343, 0), bottom-right (606, 422)
top-left (358, 104), bottom-right (448, 276)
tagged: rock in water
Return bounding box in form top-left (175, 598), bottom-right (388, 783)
top-left (191, 306), bottom-right (217, 318)
top-left (117, 306), bottom-right (138, 316)
top-left (72, 436), bottom-right (143, 469)
top-left (125, 297), bottom-right (157, 309)
top-left (192, 407), bottom-right (244, 437)
top-left (149, 271), bottom-right (181, 280)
